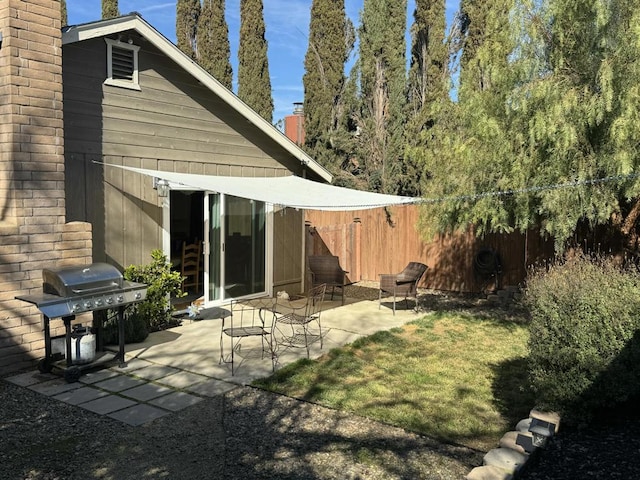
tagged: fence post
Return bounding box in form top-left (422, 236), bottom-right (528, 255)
top-left (352, 217), bottom-right (362, 282)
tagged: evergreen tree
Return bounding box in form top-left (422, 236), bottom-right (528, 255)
top-left (197, 0), bottom-right (233, 89)
top-left (354, 0), bottom-right (408, 194)
top-left (102, 0), bottom-right (119, 19)
top-left (404, 0), bottom-right (449, 196)
top-left (407, 0), bottom-right (447, 115)
top-left (61, 0), bottom-right (67, 26)
top-left (417, 0), bottom-right (640, 255)
top-left (415, 0), bottom-right (517, 239)
top-left (302, 0), bottom-right (354, 174)
top-left (237, 0), bottom-right (273, 122)
top-left (176, 0), bottom-right (200, 60)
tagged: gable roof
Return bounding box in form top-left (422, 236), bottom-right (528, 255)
top-left (62, 13), bottom-right (332, 183)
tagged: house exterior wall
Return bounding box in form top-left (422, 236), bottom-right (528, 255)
top-left (62, 31), bottom-right (304, 291)
top-left (0, 0), bottom-right (92, 375)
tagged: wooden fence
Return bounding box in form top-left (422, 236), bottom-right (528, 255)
top-left (305, 206), bottom-right (556, 293)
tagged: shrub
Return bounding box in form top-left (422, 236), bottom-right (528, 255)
top-left (101, 308), bottom-right (149, 345)
top-left (523, 254), bottom-right (640, 424)
top-left (121, 249), bottom-right (185, 331)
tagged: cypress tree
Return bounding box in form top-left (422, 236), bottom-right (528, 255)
top-left (197, 0), bottom-right (233, 90)
top-left (61, 0), bottom-right (67, 26)
top-left (302, 0), bottom-right (354, 173)
top-left (237, 0), bottom-right (273, 122)
top-left (407, 0), bottom-right (447, 115)
top-left (355, 0), bottom-right (408, 194)
top-left (102, 0), bottom-right (119, 19)
top-left (176, 0), bottom-right (200, 60)
top-left (404, 0), bottom-right (449, 196)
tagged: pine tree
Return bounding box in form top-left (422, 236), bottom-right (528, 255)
top-left (197, 0), bottom-right (233, 90)
top-left (176, 0), bottom-right (200, 60)
top-left (61, 0), bottom-right (67, 26)
top-left (102, 0), bottom-right (119, 19)
top-left (354, 0), bottom-right (408, 194)
top-left (237, 0), bottom-right (273, 122)
top-left (302, 0), bottom-right (354, 174)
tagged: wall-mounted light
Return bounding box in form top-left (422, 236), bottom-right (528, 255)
top-left (528, 418), bottom-right (556, 448)
top-left (153, 177), bottom-right (170, 198)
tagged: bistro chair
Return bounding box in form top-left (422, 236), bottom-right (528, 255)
top-left (379, 262), bottom-right (428, 315)
top-left (219, 298), bottom-right (276, 376)
top-left (272, 283), bottom-right (326, 358)
top-left (308, 255), bottom-right (348, 305)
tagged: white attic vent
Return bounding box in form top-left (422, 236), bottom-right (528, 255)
top-left (105, 38), bottom-right (140, 90)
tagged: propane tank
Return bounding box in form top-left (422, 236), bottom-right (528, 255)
top-left (68, 324), bottom-right (96, 365)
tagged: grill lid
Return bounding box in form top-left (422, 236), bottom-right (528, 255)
top-left (43, 263), bottom-right (124, 297)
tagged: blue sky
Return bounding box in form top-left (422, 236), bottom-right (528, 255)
top-left (66, 1), bottom-right (459, 124)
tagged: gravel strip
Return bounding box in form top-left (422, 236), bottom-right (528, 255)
top-left (1, 378), bottom-right (482, 479)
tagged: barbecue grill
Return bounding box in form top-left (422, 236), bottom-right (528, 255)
top-left (16, 263), bottom-right (147, 382)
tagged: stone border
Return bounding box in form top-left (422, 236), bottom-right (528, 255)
top-left (465, 409), bottom-right (561, 480)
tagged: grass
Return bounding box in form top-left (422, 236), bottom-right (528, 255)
top-left (253, 309), bottom-right (534, 452)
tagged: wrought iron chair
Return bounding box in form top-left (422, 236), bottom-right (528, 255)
top-left (219, 298), bottom-right (276, 376)
top-left (181, 240), bottom-right (202, 292)
top-left (308, 255), bottom-right (348, 305)
top-left (379, 262), bottom-right (428, 315)
top-left (272, 283), bottom-right (326, 358)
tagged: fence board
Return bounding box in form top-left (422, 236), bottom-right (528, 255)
top-left (305, 206), bottom-right (555, 293)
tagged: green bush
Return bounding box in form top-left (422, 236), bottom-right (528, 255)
top-left (523, 254), bottom-right (640, 424)
top-left (121, 249), bottom-right (185, 331)
top-left (101, 308), bottom-right (149, 345)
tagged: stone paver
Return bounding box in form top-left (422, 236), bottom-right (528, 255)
top-left (5, 371), bottom-right (56, 387)
top-left (112, 358), bottom-right (152, 372)
top-left (80, 395), bottom-right (137, 415)
top-left (28, 379), bottom-right (81, 396)
top-left (107, 404), bottom-right (170, 426)
top-left (155, 371), bottom-right (207, 389)
top-left (53, 386), bottom-right (110, 405)
top-left (93, 374), bottom-right (147, 393)
top-left (79, 369), bottom-right (120, 384)
top-left (120, 383), bottom-right (173, 402)
top-left (149, 391), bottom-right (203, 412)
top-left (130, 365), bottom-right (181, 381)
top-left (185, 379), bottom-right (236, 397)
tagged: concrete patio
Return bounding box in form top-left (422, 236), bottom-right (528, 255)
top-left (5, 295), bottom-right (422, 426)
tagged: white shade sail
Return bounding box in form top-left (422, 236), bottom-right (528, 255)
top-left (104, 164), bottom-right (423, 211)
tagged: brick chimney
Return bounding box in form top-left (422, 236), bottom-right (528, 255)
top-left (284, 102), bottom-right (305, 146)
top-left (0, 0), bottom-right (92, 374)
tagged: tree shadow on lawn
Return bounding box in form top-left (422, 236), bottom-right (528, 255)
top-left (491, 356), bottom-right (536, 428)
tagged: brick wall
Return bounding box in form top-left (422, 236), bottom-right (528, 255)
top-left (0, 0), bottom-right (92, 375)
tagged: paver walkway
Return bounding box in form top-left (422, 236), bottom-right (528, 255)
top-left (5, 297), bottom-right (420, 426)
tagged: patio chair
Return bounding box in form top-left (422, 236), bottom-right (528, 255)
top-left (181, 240), bottom-right (202, 292)
top-left (272, 283), bottom-right (326, 358)
top-left (308, 255), bottom-right (348, 305)
top-left (219, 298), bottom-right (276, 375)
top-left (379, 262), bottom-right (428, 315)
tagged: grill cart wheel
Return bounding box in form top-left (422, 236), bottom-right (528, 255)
top-left (64, 366), bottom-right (81, 383)
top-left (38, 358), bottom-right (52, 374)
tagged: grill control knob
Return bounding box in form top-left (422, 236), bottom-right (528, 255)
top-left (73, 303), bottom-right (81, 312)
top-left (95, 298), bottom-right (104, 307)
top-left (106, 297), bottom-right (114, 305)
top-left (84, 301), bottom-right (92, 309)
top-left (116, 295), bottom-right (124, 303)
top-left (135, 292), bottom-right (142, 300)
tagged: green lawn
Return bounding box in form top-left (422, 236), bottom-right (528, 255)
top-left (254, 310), bottom-right (533, 452)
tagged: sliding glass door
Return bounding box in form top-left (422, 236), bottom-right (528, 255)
top-left (207, 193), bottom-right (266, 303)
